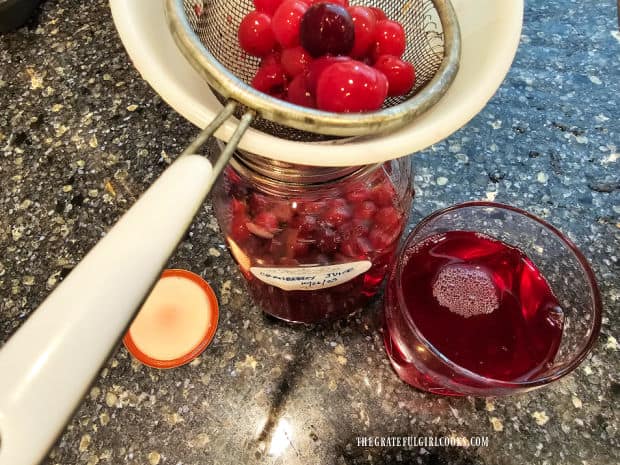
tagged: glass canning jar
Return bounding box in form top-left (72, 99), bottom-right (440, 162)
top-left (212, 149), bottom-right (414, 323)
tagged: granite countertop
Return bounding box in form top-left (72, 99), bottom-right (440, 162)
top-left (1, 0), bottom-right (619, 464)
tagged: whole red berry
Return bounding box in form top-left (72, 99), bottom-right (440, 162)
top-left (287, 74), bottom-right (316, 108)
top-left (373, 55), bottom-right (416, 96)
top-left (238, 11), bottom-right (276, 57)
top-left (251, 62), bottom-right (288, 96)
top-left (369, 7), bottom-right (387, 21)
top-left (316, 60), bottom-right (388, 112)
top-left (300, 2), bottom-right (355, 57)
top-left (372, 20), bottom-right (406, 60)
top-left (254, 0), bottom-right (283, 16)
top-left (281, 46), bottom-right (313, 77)
top-left (272, 0), bottom-right (309, 48)
top-left (306, 55), bottom-right (349, 94)
top-left (347, 6), bottom-right (377, 58)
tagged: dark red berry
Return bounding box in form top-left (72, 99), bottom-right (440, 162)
top-left (238, 11), bottom-right (276, 57)
top-left (272, 0), bottom-right (309, 48)
top-left (281, 46), bottom-right (313, 77)
top-left (347, 6), bottom-right (377, 58)
top-left (300, 3), bottom-right (355, 57)
top-left (372, 20), bottom-right (406, 60)
top-left (374, 55), bottom-right (416, 96)
top-left (254, 0), bottom-right (283, 16)
top-left (316, 60), bottom-right (388, 112)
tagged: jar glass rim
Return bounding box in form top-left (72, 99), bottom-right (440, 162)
top-left (393, 201), bottom-right (603, 390)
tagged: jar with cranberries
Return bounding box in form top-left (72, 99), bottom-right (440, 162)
top-left (212, 150), bottom-right (413, 323)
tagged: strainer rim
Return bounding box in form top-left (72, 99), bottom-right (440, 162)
top-left (165, 0), bottom-right (461, 137)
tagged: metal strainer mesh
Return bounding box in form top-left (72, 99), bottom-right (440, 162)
top-left (173, 0), bottom-right (453, 141)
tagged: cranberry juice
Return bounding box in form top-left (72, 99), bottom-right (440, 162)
top-left (385, 230), bottom-right (564, 387)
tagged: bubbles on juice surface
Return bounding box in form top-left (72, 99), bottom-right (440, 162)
top-left (432, 263), bottom-right (499, 318)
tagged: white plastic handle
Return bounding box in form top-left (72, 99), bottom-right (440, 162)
top-left (0, 154), bottom-right (213, 465)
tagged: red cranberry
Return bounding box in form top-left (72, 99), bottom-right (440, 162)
top-left (345, 182), bottom-right (372, 203)
top-left (231, 198), bottom-right (248, 216)
top-left (272, 0), bottom-right (309, 48)
top-left (323, 203), bottom-right (352, 227)
top-left (371, 182), bottom-right (395, 207)
top-left (231, 216), bottom-right (251, 242)
top-left (287, 74), bottom-right (316, 108)
top-left (281, 46), bottom-right (313, 77)
top-left (249, 192), bottom-right (269, 214)
top-left (340, 218), bottom-right (370, 240)
top-left (369, 7), bottom-right (387, 21)
top-left (261, 50), bottom-right (282, 67)
top-left (369, 227), bottom-right (399, 250)
top-left (374, 206), bottom-right (401, 228)
top-left (300, 3), bottom-right (355, 58)
top-left (347, 6), bottom-right (377, 58)
top-left (306, 55), bottom-right (350, 94)
top-left (372, 20), bottom-right (406, 60)
top-left (317, 225), bottom-right (341, 253)
top-left (271, 202), bottom-right (294, 222)
top-left (254, 211), bottom-right (279, 231)
top-left (238, 11), bottom-right (276, 57)
top-left (251, 62), bottom-right (288, 96)
top-left (373, 55), bottom-right (416, 96)
top-left (297, 200), bottom-right (328, 215)
top-left (295, 214), bottom-right (318, 234)
top-left (316, 61), bottom-right (388, 112)
top-left (354, 200), bottom-right (378, 220)
top-left (341, 236), bottom-right (373, 258)
top-left (254, 0), bottom-right (284, 16)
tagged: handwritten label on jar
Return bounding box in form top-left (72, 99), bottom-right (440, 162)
top-left (250, 261), bottom-right (372, 291)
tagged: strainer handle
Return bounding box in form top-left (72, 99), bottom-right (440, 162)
top-left (0, 103), bottom-right (253, 465)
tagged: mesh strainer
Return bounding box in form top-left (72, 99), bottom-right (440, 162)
top-left (165, 0), bottom-right (460, 178)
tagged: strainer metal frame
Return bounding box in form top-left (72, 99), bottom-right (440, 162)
top-left (165, 0), bottom-right (461, 137)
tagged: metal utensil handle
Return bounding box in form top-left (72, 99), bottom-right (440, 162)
top-left (0, 103), bottom-right (253, 465)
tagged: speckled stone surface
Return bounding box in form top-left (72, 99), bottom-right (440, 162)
top-left (0, 0), bottom-right (619, 464)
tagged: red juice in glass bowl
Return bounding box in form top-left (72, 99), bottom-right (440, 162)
top-left (383, 202), bottom-right (602, 397)
top-left (212, 151), bottom-right (413, 323)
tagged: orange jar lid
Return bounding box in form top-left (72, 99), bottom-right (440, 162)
top-left (123, 269), bottom-right (219, 369)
